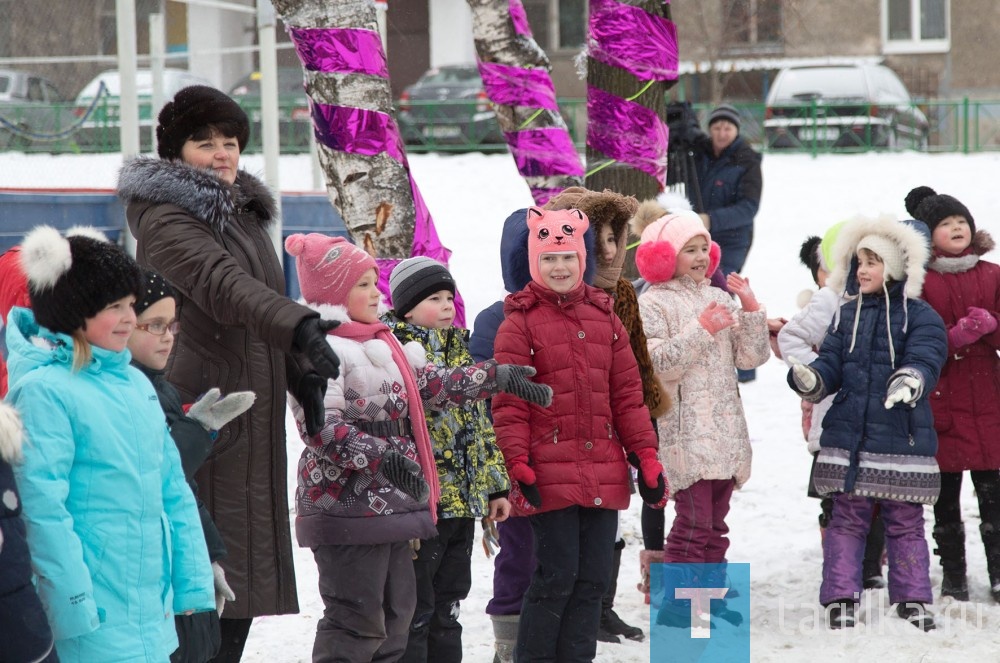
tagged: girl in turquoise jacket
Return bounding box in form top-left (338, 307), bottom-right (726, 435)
top-left (7, 226), bottom-right (215, 662)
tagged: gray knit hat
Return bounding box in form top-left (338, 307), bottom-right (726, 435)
top-left (389, 257), bottom-right (455, 319)
top-left (708, 103), bottom-right (741, 131)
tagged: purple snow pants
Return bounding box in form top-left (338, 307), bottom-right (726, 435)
top-left (485, 516), bottom-right (536, 615)
top-left (820, 493), bottom-right (932, 606)
top-left (664, 479), bottom-right (735, 563)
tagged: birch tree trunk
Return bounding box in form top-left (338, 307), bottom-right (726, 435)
top-left (467, 0), bottom-right (584, 203)
top-left (272, 0), bottom-right (414, 258)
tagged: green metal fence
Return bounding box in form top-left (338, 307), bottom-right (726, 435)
top-left (5, 96), bottom-right (1000, 155)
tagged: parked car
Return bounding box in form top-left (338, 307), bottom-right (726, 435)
top-left (228, 67), bottom-right (312, 151)
top-left (73, 68), bottom-right (212, 151)
top-left (764, 64), bottom-right (929, 151)
top-left (0, 69), bottom-right (77, 151)
top-left (396, 64), bottom-right (504, 150)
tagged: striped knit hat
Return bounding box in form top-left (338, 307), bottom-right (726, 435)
top-left (389, 257), bottom-right (455, 318)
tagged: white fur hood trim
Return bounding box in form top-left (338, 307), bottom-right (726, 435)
top-left (0, 402), bottom-right (24, 463)
top-left (826, 213), bottom-right (929, 299)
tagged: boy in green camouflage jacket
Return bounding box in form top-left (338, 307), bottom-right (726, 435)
top-left (384, 257), bottom-right (511, 663)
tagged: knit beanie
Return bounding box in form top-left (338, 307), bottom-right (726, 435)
top-left (389, 257), bottom-right (455, 319)
top-left (904, 186), bottom-right (975, 235)
top-left (634, 211), bottom-right (721, 284)
top-left (134, 269), bottom-right (176, 316)
top-left (857, 234), bottom-right (905, 281)
top-left (708, 103), bottom-right (741, 131)
top-left (285, 233), bottom-right (377, 307)
top-left (525, 206), bottom-right (590, 288)
top-left (20, 225), bottom-right (143, 335)
top-left (156, 85), bottom-right (250, 161)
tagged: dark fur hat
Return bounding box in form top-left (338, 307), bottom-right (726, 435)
top-left (20, 226), bottom-right (142, 335)
top-left (904, 186), bottom-right (975, 235)
top-left (798, 235), bottom-right (823, 285)
top-left (156, 85), bottom-right (250, 160)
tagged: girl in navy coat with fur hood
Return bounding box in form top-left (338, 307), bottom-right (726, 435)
top-left (789, 215), bottom-right (947, 631)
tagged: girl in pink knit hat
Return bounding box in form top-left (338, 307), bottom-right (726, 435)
top-left (633, 210), bottom-right (770, 627)
top-left (283, 233), bottom-right (551, 663)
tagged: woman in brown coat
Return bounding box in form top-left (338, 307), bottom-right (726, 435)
top-left (117, 86), bottom-right (341, 662)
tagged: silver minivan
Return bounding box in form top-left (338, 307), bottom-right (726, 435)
top-left (764, 64), bottom-right (929, 151)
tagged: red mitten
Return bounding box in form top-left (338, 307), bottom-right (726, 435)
top-left (949, 307), bottom-right (998, 349)
top-left (627, 448), bottom-right (667, 505)
top-left (507, 460), bottom-right (541, 508)
top-left (800, 400), bottom-right (813, 442)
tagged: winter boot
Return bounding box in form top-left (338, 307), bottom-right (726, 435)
top-left (638, 549), bottom-right (664, 606)
top-left (490, 614), bottom-right (518, 663)
top-left (979, 521), bottom-right (1000, 603)
top-left (599, 542), bottom-right (644, 641)
top-left (824, 600), bottom-right (856, 629)
top-left (896, 602), bottom-right (936, 631)
top-left (932, 523), bottom-right (969, 601)
top-left (862, 511), bottom-right (886, 589)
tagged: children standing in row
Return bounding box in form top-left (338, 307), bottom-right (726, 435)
top-left (492, 207), bottom-right (665, 662)
top-left (384, 257), bottom-right (512, 663)
top-left (788, 215), bottom-right (946, 630)
top-left (906, 186), bottom-right (1000, 603)
top-left (284, 233), bottom-right (551, 663)
top-left (8, 226), bottom-right (215, 660)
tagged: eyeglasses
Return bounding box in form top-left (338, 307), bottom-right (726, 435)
top-left (135, 320), bottom-right (180, 336)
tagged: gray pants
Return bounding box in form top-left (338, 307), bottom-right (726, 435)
top-left (312, 542), bottom-right (417, 663)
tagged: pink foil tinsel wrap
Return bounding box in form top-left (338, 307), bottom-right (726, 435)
top-left (509, 0), bottom-right (531, 36)
top-left (588, 0), bottom-right (678, 82)
top-left (506, 128), bottom-right (585, 178)
top-left (287, 27), bottom-right (390, 78)
top-left (479, 62), bottom-right (558, 111)
top-left (586, 85), bottom-right (668, 184)
top-left (311, 102), bottom-right (406, 162)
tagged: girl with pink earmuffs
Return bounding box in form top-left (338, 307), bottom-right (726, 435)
top-left (633, 209), bottom-right (770, 623)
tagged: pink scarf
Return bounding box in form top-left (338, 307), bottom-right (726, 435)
top-left (330, 319), bottom-right (440, 522)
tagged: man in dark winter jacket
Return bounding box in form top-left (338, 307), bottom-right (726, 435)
top-left (694, 103), bottom-right (763, 382)
top-left (693, 103), bottom-right (763, 276)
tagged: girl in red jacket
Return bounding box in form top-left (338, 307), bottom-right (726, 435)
top-left (907, 186), bottom-right (1000, 603)
top-left (492, 206), bottom-right (666, 663)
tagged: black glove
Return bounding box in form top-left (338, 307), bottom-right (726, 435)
top-left (496, 364), bottom-right (553, 407)
top-left (295, 371), bottom-right (327, 437)
top-left (381, 450), bottom-right (430, 503)
top-left (628, 452), bottom-right (667, 505)
top-left (520, 482), bottom-right (543, 509)
top-left (294, 317), bottom-right (341, 381)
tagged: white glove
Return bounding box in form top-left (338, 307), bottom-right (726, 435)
top-left (212, 561), bottom-right (236, 616)
top-left (188, 388), bottom-right (257, 432)
top-left (884, 371), bottom-right (923, 409)
top-left (788, 356), bottom-right (818, 392)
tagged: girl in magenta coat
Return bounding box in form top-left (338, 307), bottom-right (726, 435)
top-left (492, 206), bottom-right (664, 662)
top-left (907, 186), bottom-right (1000, 603)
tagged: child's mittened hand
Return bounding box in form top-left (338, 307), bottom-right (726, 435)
top-left (788, 356), bottom-right (818, 392)
top-left (627, 449), bottom-right (667, 505)
top-left (884, 370), bottom-right (924, 409)
top-left (212, 562), bottom-right (236, 616)
top-left (698, 302), bottom-right (736, 335)
top-left (496, 364), bottom-right (553, 407)
top-left (188, 389), bottom-right (257, 432)
top-left (508, 461), bottom-right (542, 508)
top-left (380, 450), bottom-right (430, 503)
top-left (726, 273), bottom-right (760, 312)
top-left (965, 306), bottom-right (998, 335)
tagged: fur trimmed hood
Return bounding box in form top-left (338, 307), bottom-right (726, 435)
top-left (826, 214), bottom-right (930, 299)
top-left (0, 401), bottom-right (23, 463)
top-left (629, 192), bottom-right (693, 239)
top-left (117, 156), bottom-right (277, 232)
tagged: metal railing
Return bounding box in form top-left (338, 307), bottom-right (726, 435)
top-left (5, 96), bottom-right (1000, 155)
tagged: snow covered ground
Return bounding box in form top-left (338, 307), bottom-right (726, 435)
top-left (5, 149), bottom-right (1000, 660)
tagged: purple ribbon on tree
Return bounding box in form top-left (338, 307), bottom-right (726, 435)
top-left (288, 25), bottom-right (464, 325)
top-left (588, 0), bottom-right (679, 81)
top-left (586, 86), bottom-right (668, 183)
top-left (480, 62), bottom-right (558, 111)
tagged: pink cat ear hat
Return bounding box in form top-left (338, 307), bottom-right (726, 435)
top-left (634, 211), bottom-right (721, 284)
